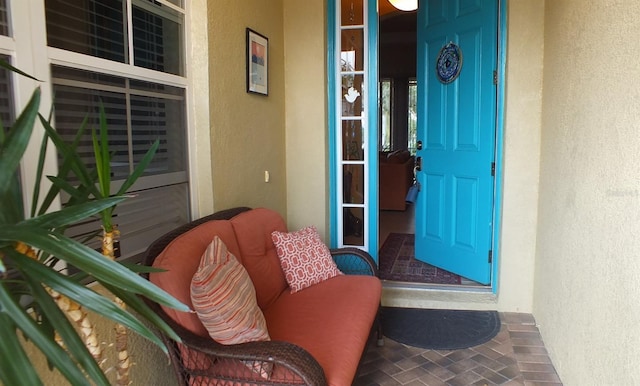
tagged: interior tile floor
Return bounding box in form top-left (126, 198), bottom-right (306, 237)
top-left (379, 207), bottom-right (416, 250)
top-left (354, 313), bottom-right (562, 386)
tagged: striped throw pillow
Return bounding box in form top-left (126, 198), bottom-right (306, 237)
top-left (271, 226), bottom-right (343, 293)
top-left (191, 236), bottom-right (270, 344)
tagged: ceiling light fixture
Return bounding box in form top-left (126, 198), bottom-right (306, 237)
top-left (388, 0), bottom-right (418, 11)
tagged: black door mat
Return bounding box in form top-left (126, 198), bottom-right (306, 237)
top-left (381, 307), bottom-right (501, 350)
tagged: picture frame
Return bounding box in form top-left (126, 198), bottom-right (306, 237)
top-left (246, 28), bottom-right (268, 95)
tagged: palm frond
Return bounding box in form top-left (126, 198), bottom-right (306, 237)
top-left (37, 114), bottom-right (92, 216)
top-left (22, 197), bottom-right (124, 230)
top-left (117, 139), bottom-right (160, 196)
top-left (24, 274), bottom-right (110, 385)
top-left (38, 114), bottom-right (99, 198)
top-left (10, 252), bottom-right (173, 351)
top-left (0, 226), bottom-right (189, 312)
top-left (0, 282), bottom-right (93, 386)
top-left (0, 59), bottom-right (40, 81)
top-left (0, 88), bottom-right (40, 197)
top-left (101, 281), bottom-right (182, 343)
top-left (0, 313), bottom-right (44, 386)
top-left (30, 123), bottom-right (49, 218)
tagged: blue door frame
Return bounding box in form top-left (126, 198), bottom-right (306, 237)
top-left (327, 0), bottom-right (379, 259)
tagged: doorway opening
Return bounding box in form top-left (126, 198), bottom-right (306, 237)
top-left (377, 4), bottom-right (488, 288)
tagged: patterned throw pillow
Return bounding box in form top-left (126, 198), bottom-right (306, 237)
top-left (190, 236), bottom-right (272, 378)
top-left (271, 226), bottom-right (343, 293)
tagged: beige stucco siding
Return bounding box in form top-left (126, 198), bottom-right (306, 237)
top-left (534, 1), bottom-right (640, 384)
top-left (208, 0), bottom-right (287, 217)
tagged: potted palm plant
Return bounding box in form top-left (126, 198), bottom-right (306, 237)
top-left (42, 101), bottom-right (161, 385)
top-left (0, 67), bottom-right (188, 385)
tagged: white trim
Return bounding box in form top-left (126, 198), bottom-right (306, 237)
top-left (13, 0), bottom-right (58, 215)
top-left (336, 0), bottom-right (370, 251)
top-left (126, 0), bottom-right (134, 66)
top-left (362, 1), bottom-right (369, 250)
top-left (184, 0), bottom-right (213, 218)
top-left (133, 0), bottom-right (184, 22)
top-left (341, 24), bottom-right (365, 30)
top-left (50, 77), bottom-right (186, 100)
top-left (48, 48), bottom-right (188, 88)
top-left (334, 1), bottom-right (344, 244)
top-left (0, 35), bottom-right (15, 52)
top-left (340, 71), bottom-right (366, 75)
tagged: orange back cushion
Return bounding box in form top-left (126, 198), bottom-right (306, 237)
top-left (150, 220), bottom-right (241, 337)
top-left (230, 208), bottom-right (289, 310)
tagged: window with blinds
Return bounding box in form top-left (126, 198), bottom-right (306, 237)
top-left (44, 0), bottom-right (189, 262)
top-left (0, 0), bottom-right (9, 37)
top-left (0, 54), bottom-right (14, 128)
top-left (45, 0), bottom-right (183, 76)
top-left (51, 66), bottom-right (187, 181)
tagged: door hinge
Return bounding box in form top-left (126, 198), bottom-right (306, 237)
top-left (493, 70), bottom-right (498, 85)
top-left (491, 162), bottom-right (495, 176)
top-left (488, 250), bottom-right (493, 264)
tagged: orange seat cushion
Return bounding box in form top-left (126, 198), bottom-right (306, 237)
top-left (263, 275), bottom-right (382, 386)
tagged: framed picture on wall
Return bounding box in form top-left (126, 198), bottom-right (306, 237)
top-left (246, 28), bottom-right (268, 95)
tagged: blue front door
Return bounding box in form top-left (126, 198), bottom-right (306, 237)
top-left (414, 0), bottom-right (498, 284)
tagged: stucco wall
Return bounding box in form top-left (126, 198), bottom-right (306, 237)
top-left (534, 1), bottom-right (640, 384)
top-left (496, 0), bottom-right (545, 312)
top-left (208, 0), bottom-right (287, 216)
top-left (282, 0), bottom-right (330, 239)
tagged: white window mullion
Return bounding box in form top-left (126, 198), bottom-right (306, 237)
top-left (184, 0), bottom-right (213, 218)
top-left (336, 0), bottom-right (369, 251)
top-left (0, 35), bottom-right (14, 53)
top-left (12, 1), bottom-right (58, 215)
top-left (48, 48), bottom-right (188, 88)
top-left (362, 1), bottom-right (369, 251)
top-left (126, 0), bottom-right (134, 66)
top-left (125, 78), bottom-right (134, 174)
top-left (335, 1), bottom-right (344, 245)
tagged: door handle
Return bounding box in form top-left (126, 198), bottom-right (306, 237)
top-left (415, 156), bottom-right (422, 171)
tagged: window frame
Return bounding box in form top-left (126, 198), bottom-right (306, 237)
top-left (3, 0), bottom-right (211, 262)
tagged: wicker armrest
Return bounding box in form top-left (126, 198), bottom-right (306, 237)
top-left (183, 337), bottom-right (327, 385)
top-left (330, 247), bottom-right (378, 276)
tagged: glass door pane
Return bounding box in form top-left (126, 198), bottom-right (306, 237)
top-left (337, 0), bottom-right (367, 248)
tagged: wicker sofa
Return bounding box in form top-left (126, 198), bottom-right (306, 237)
top-left (143, 207), bottom-right (382, 386)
